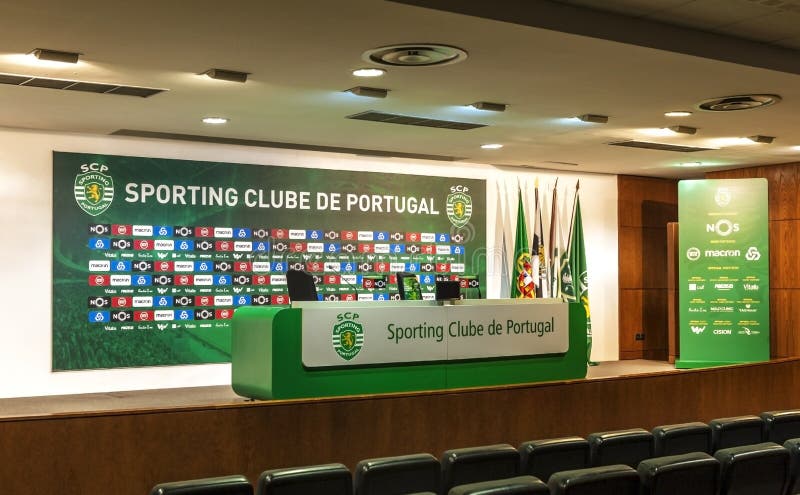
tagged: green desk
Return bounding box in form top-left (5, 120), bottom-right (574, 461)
top-left (232, 299), bottom-right (587, 399)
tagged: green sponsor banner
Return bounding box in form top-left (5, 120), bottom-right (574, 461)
top-left (52, 152), bottom-right (486, 371)
top-left (677, 179), bottom-right (769, 368)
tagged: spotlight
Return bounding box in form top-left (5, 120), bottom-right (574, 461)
top-left (345, 86), bottom-right (388, 98)
top-left (665, 111), bottom-right (692, 117)
top-left (668, 125), bottom-right (698, 135)
top-left (202, 117), bottom-right (229, 124)
top-left (480, 143), bottom-right (503, 149)
top-left (470, 101), bottom-right (507, 112)
top-left (352, 68), bottom-right (386, 77)
top-left (577, 114), bottom-right (609, 124)
top-left (201, 68), bottom-right (249, 83)
top-left (748, 135), bottom-right (775, 144)
top-left (30, 48), bottom-right (80, 64)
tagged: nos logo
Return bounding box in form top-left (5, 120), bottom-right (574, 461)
top-left (74, 163), bottom-right (114, 216)
top-left (332, 312), bottom-right (364, 361)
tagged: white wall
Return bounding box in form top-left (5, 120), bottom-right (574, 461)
top-left (0, 127), bottom-right (618, 398)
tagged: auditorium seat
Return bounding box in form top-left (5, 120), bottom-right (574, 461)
top-left (715, 442), bottom-right (790, 495)
top-left (762, 410), bottom-right (800, 445)
top-left (257, 463), bottom-right (352, 495)
top-left (518, 437), bottom-right (589, 482)
top-left (637, 452), bottom-right (719, 495)
top-left (709, 416), bottom-right (765, 452)
top-left (353, 453), bottom-right (440, 495)
top-left (150, 475), bottom-right (253, 495)
top-left (651, 422), bottom-right (712, 456)
top-left (447, 475), bottom-right (549, 494)
top-left (547, 465), bottom-right (639, 495)
top-left (784, 438), bottom-right (800, 495)
top-left (587, 428), bottom-right (653, 467)
top-left (440, 444), bottom-right (520, 495)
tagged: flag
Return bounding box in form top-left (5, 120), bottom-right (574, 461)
top-left (531, 181), bottom-right (547, 298)
top-left (559, 186), bottom-right (576, 302)
top-left (496, 181), bottom-right (511, 298)
top-left (568, 183), bottom-right (596, 365)
top-left (548, 180), bottom-right (561, 298)
top-left (511, 188), bottom-right (535, 298)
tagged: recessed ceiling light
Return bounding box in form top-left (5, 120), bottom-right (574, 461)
top-left (792, 146), bottom-right (800, 151)
top-left (29, 48), bottom-right (80, 64)
top-left (480, 143), bottom-right (503, 149)
top-left (668, 125), bottom-right (697, 135)
top-left (639, 128), bottom-right (679, 137)
top-left (747, 135), bottom-right (775, 144)
top-left (665, 111), bottom-right (692, 117)
top-left (201, 68), bottom-right (249, 83)
top-left (470, 101), bottom-right (507, 112)
top-left (202, 117), bottom-right (228, 124)
top-left (577, 114), bottom-right (609, 124)
top-left (678, 161), bottom-right (704, 167)
top-left (345, 86), bottom-right (389, 98)
top-left (706, 137), bottom-right (758, 147)
top-left (352, 68), bottom-right (386, 77)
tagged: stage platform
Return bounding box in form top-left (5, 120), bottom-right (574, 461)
top-left (1, 358), bottom-right (797, 495)
top-left (0, 359), bottom-right (678, 418)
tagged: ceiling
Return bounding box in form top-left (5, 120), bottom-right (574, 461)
top-left (1, 0), bottom-right (799, 178)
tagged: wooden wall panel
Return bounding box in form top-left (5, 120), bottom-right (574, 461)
top-left (2, 359), bottom-right (799, 495)
top-left (770, 220), bottom-right (800, 289)
top-left (771, 290), bottom-right (800, 357)
top-left (761, 165), bottom-right (800, 220)
top-left (708, 162), bottom-right (800, 358)
top-left (618, 176), bottom-right (678, 359)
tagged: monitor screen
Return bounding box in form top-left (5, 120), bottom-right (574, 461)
top-left (286, 269), bottom-right (318, 302)
top-left (435, 280), bottom-right (461, 301)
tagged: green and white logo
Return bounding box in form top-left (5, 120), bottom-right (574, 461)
top-left (74, 163), bottom-right (114, 216)
top-left (446, 185), bottom-right (473, 228)
top-left (332, 312), bottom-right (364, 361)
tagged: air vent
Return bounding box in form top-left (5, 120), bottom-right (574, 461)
top-left (608, 140), bottom-right (714, 152)
top-left (363, 44), bottom-right (468, 67)
top-left (698, 94), bottom-right (781, 112)
top-left (0, 72), bottom-right (166, 97)
top-left (347, 111), bottom-right (486, 130)
top-left (111, 130), bottom-right (466, 161)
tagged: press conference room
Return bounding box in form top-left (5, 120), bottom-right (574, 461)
top-left (2, 1), bottom-right (800, 494)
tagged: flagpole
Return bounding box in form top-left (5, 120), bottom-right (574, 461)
top-left (566, 180), bottom-right (579, 254)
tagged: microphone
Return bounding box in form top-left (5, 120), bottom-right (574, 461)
top-left (337, 273), bottom-right (362, 301)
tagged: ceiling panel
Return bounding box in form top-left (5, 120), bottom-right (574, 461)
top-left (0, 0), bottom-right (799, 179)
top-left (713, 11), bottom-right (800, 42)
top-left (559, 0), bottom-right (695, 17)
top-left (642, 0), bottom-right (779, 31)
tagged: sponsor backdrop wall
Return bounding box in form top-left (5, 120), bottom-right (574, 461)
top-left (0, 127), bottom-right (618, 398)
top-left (677, 179), bottom-right (769, 368)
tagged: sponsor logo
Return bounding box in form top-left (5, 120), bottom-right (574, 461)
top-left (74, 163), bottom-right (114, 216)
top-left (714, 283), bottom-right (733, 290)
top-left (691, 325), bottom-right (706, 334)
top-left (705, 219), bottom-right (739, 237)
top-left (713, 329), bottom-right (732, 335)
top-left (743, 283), bottom-right (759, 291)
top-left (705, 249), bottom-right (740, 257)
top-left (686, 247), bottom-right (701, 261)
top-left (332, 312), bottom-right (364, 361)
top-left (745, 246), bottom-right (761, 261)
top-left (739, 327), bottom-right (761, 336)
top-left (714, 187), bottom-right (732, 207)
top-left (446, 185), bottom-right (473, 228)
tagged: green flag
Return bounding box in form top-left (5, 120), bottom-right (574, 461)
top-left (511, 188), bottom-right (535, 298)
top-left (569, 189), bottom-right (595, 365)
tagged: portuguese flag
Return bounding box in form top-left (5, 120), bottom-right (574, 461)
top-left (511, 188), bottom-right (535, 298)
